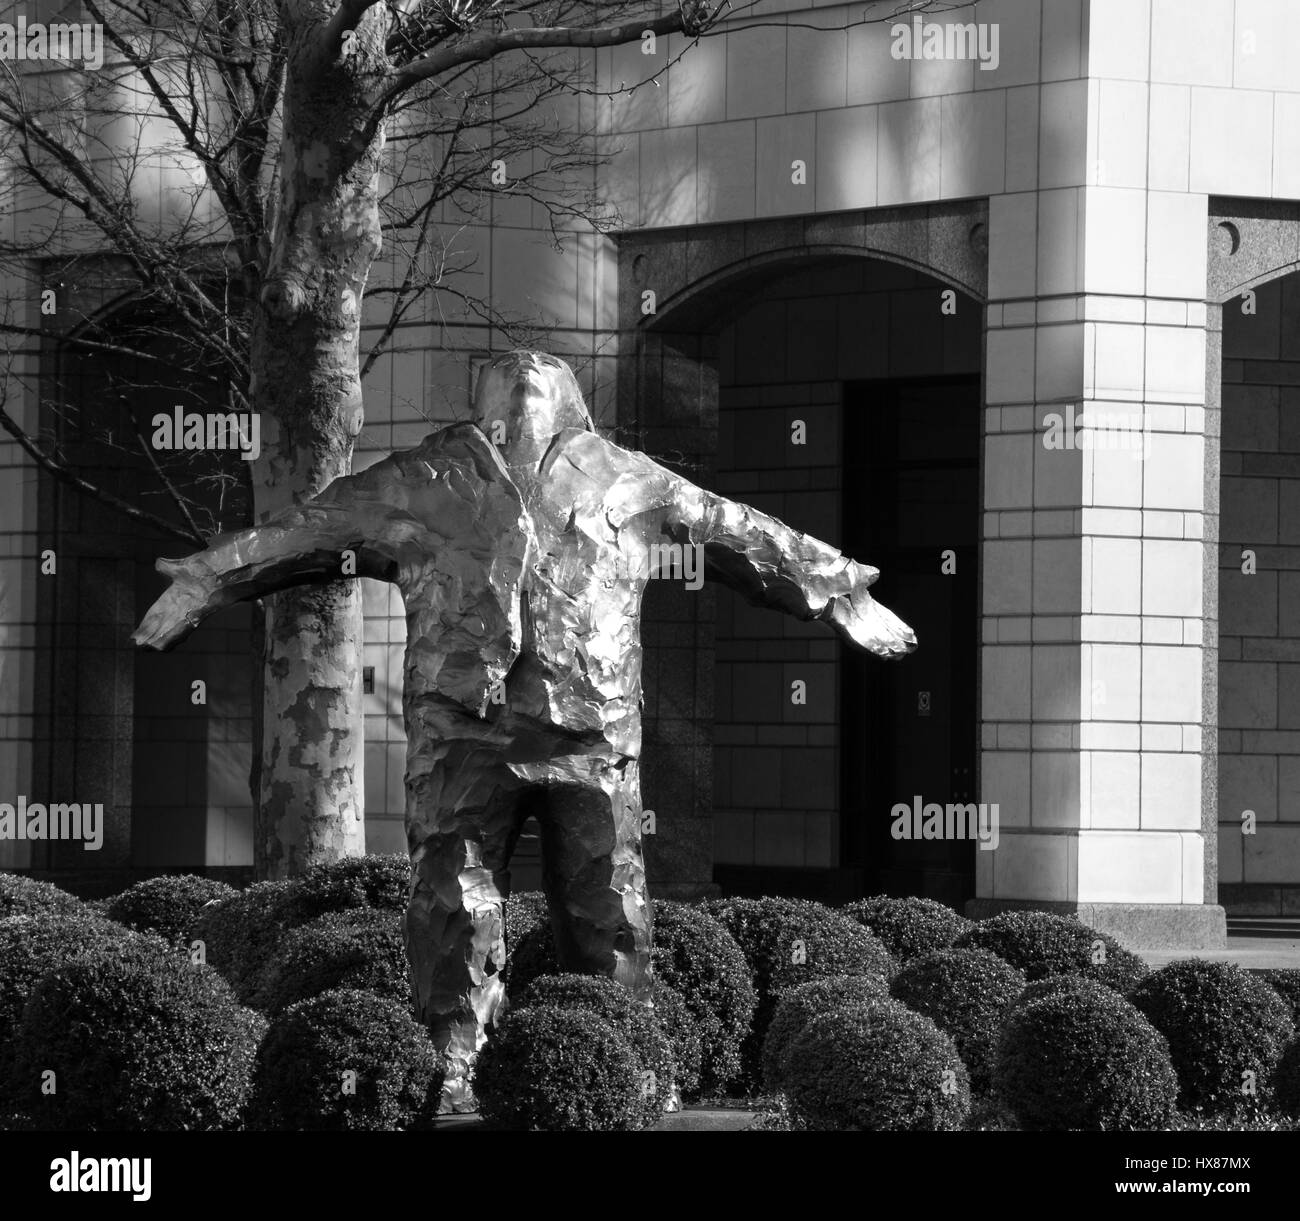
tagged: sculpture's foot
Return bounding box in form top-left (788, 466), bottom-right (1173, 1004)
top-left (439, 1071), bottom-right (480, 1115)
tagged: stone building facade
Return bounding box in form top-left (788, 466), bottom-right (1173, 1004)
top-left (6, 1), bottom-right (1300, 946)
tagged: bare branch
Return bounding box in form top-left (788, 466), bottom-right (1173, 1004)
top-left (0, 322), bottom-right (218, 381)
top-left (127, 400), bottom-right (208, 544)
top-left (0, 400), bottom-right (207, 547)
top-left (383, 3), bottom-right (724, 105)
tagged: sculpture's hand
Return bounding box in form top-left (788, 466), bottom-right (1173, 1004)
top-left (825, 576), bottom-right (917, 658)
top-left (131, 558), bottom-right (217, 652)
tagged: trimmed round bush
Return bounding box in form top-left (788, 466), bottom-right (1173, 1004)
top-left (194, 861), bottom-right (410, 1005)
top-left (1011, 971), bottom-right (1119, 1011)
top-left (650, 900), bottom-right (755, 1095)
top-left (192, 879), bottom-right (296, 1003)
top-left (1259, 969), bottom-right (1300, 1027)
top-left (995, 979), bottom-right (1178, 1130)
top-left (0, 913), bottom-right (139, 1042)
top-left (1164, 1109), bottom-right (1300, 1132)
top-left (762, 974), bottom-right (890, 1092)
top-left (248, 988), bottom-right (443, 1131)
top-left (505, 891), bottom-right (550, 962)
top-left (651, 980), bottom-right (703, 1100)
top-left (0, 872), bottom-right (85, 920)
top-left (1275, 1035), bottom-right (1300, 1119)
top-left (506, 919), bottom-right (560, 999)
top-left (253, 907), bottom-right (410, 1015)
top-left (1008, 972), bottom-right (1112, 1014)
top-left (474, 1005), bottom-right (645, 1130)
top-left (104, 874), bottom-right (237, 945)
top-left (844, 895), bottom-right (971, 964)
top-left (702, 896), bottom-right (894, 1084)
top-left (1129, 959), bottom-right (1295, 1114)
top-left (890, 948), bottom-right (1026, 1093)
top-left (0, 912), bottom-right (149, 1111)
top-left (275, 854), bottom-right (409, 928)
top-left (517, 974), bottom-right (673, 1124)
top-left (954, 910), bottom-right (1148, 991)
top-left (785, 995), bottom-right (970, 1131)
top-left (12, 937), bottom-right (264, 1130)
top-left (506, 898), bottom-right (756, 1097)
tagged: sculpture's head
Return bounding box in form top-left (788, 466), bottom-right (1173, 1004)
top-left (472, 351), bottom-right (594, 466)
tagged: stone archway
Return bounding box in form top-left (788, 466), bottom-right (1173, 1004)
top-left (613, 203), bottom-right (988, 900)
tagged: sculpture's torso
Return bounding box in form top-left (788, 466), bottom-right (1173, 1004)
top-left (389, 426), bottom-right (688, 763)
top-left (511, 472), bottom-right (650, 757)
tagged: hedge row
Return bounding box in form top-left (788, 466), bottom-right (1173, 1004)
top-left (8, 870), bottom-right (1300, 1132)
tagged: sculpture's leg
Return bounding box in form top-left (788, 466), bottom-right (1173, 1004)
top-left (539, 755), bottom-right (653, 1001)
top-left (404, 747), bottom-right (527, 1113)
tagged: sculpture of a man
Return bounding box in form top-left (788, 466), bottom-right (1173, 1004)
top-left (133, 351), bottom-right (916, 1109)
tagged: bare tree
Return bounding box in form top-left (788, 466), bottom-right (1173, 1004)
top-left (0, 0), bottom-right (732, 878)
top-left (0, 0), bottom-right (936, 877)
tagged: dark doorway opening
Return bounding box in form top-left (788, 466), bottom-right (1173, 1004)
top-left (32, 294), bottom-right (253, 884)
top-left (840, 375), bottom-right (981, 907)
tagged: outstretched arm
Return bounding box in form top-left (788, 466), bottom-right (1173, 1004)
top-left (683, 490), bottom-right (916, 658)
top-left (549, 431), bottom-right (916, 658)
top-left (131, 466), bottom-right (424, 652)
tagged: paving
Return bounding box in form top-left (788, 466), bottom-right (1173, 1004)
top-left (1135, 918), bottom-right (1300, 970)
top-left (649, 1107), bottom-right (757, 1132)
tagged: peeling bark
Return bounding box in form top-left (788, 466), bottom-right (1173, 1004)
top-left (247, 1), bottom-right (389, 877)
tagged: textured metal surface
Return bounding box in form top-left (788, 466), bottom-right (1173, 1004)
top-left (133, 350), bottom-right (916, 1110)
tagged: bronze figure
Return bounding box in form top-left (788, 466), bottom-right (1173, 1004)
top-left (133, 351), bottom-right (916, 1109)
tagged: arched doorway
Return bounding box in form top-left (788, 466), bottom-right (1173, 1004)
top-left (30, 275), bottom-right (255, 886)
top-left (617, 212), bottom-right (987, 904)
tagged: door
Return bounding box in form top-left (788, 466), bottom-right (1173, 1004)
top-left (840, 376), bottom-right (981, 906)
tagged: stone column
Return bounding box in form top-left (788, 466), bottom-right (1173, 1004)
top-left (974, 184), bottom-right (1225, 949)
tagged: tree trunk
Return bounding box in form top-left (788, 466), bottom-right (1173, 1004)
top-left (247, 2), bottom-right (388, 878)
